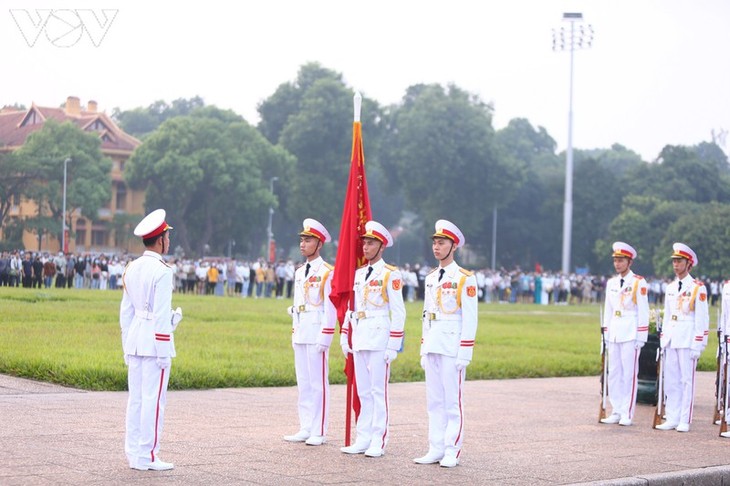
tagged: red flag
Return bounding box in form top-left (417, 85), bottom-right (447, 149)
top-left (329, 92), bottom-right (371, 445)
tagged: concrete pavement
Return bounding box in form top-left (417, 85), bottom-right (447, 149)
top-left (2, 372), bottom-right (730, 485)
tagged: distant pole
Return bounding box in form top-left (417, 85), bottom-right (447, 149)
top-left (553, 12), bottom-right (593, 274)
top-left (62, 157), bottom-right (71, 253)
top-left (491, 206), bottom-right (497, 270)
top-left (267, 176), bottom-right (278, 263)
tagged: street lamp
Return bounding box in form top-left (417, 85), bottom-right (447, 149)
top-left (62, 157), bottom-right (71, 254)
top-left (266, 176), bottom-right (278, 263)
top-left (553, 12), bottom-right (593, 274)
top-left (491, 206), bottom-right (497, 270)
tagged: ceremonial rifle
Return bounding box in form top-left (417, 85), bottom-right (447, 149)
top-left (599, 304), bottom-right (608, 422)
top-left (652, 309), bottom-right (665, 429)
top-left (714, 308), bottom-right (725, 424)
top-left (721, 332), bottom-right (730, 435)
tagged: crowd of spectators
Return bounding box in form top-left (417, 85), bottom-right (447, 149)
top-left (0, 250), bottom-right (127, 290)
top-left (0, 250), bottom-right (725, 307)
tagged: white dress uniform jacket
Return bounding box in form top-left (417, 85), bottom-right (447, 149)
top-left (421, 262), bottom-right (478, 360)
top-left (341, 259), bottom-right (406, 352)
top-left (602, 271), bottom-right (650, 344)
top-left (120, 251), bottom-right (175, 358)
top-left (661, 275), bottom-right (709, 352)
top-left (290, 256), bottom-right (336, 345)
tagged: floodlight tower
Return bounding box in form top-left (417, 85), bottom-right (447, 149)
top-left (553, 12), bottom-right (593, 274)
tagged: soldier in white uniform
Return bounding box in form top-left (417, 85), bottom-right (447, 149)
top-left (284, 218), bottom-right (337, 446)
top-left (414, 220), bottom-right (478, 468)
top-left (340, 221), bottom-right (406, 458)
top-left (656, 243), bottom-right (709, 432)
top-left (120, 209), bottom-right (183, 471)
top-left (600, 242), bottom-right (649, 426)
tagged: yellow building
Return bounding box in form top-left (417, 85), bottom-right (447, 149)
top-left (0, 96), bottom-right (145, 254)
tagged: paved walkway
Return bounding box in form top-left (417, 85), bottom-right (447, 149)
top-left (2, 372), bottom-right (730, 485)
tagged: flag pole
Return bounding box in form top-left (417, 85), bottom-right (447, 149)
top-left (330, 91), bottom-right (370, 446)
top-left (343, 92), bottom-right (362, 446)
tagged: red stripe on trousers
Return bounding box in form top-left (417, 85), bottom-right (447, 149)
top-left (319, 352), bottom-right (326, 436)
top-left (150, 368), bottom-right (165, 462)
top-left (689, 364), bottom-right (696, 422)
top-left (628, 349), bottom-right (639, 419)
top-left (454, 369), bottom-right (464, 448)
top-left (380, 361), bottom-right (390, 449)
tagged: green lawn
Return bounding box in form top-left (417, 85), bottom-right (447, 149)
top-left (0, 287), bottom-right (718, 390)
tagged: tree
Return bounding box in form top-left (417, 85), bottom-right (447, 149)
top-left (0, 151), bottom-right (41, 232)
top-left (113, 96), bottom-right (206, 139)
top-left (259, 63), bottom-right (388, 248)
top-left (597, 196), bottom-right (698, 276)
top-left (494, 118), bottom-right (561, 269)
top-left (384, 84), bottom-right (525, 261)
top-left (13, 120), bottom-right (112, 246)
top-left (625, 144), bottom-right (730, 204)
top-left (571, 156), bottom-right (621, 271)
top-left (258, 63), bottom-right (343, 145)
top-left (125, 106), bottom-right (295, 257)
top-left (657, 203), bottom-right (730, 279)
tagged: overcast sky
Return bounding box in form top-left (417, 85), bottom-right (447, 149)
top-left (2, 0), bottom-right (729, 162)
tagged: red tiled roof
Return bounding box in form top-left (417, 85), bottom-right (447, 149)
top-left (0, 102), bottom-right (141, 153)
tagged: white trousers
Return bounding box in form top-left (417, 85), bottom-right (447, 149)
top-left (293, 343), bottom-right (329, 437)
top-left (663, 347), bottom-right (697, 425)
top-left (353, 349), bottom-right (391, 449)
top-left (126, 356), bottom-right (170, 467)
top-left (607, 341), bottom-right (640, 420)
top-left (424, 353), bottom-right (465, 459)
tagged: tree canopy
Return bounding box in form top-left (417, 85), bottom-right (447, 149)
top-left (11, 120), bottom-right (112, 247)
top-left (103, 62), bottom-right (730, 275)
top-left (124, 106), bottom-right (295, 257)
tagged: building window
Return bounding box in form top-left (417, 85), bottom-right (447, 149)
top-left (19, 109), bottom-right (40, 127)
top-left (75, 228), bottom-right (86, 246)
top-left (89, 119), bottom-right (110, 132)
top-left (91, 229), bottom-right (107, 247)
top-left (115, 183), bottom-right (127, 211)
top-left (75, 219), bottom-right (86, 246)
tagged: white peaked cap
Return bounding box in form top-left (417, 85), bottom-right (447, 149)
top-left (299, 218), bottom-right (331, 243)
top-left (671, 242), bottom-right (698, 266)
top-left (612, 241), bottom-right (637, 259)
top-left (134, 209), bottom-right (172, 239)
top-left (433, 219), bottom-right (465, 248)
top-left (362, 220), bottom-right (393, 247)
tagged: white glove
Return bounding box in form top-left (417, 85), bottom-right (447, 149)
top-left (156, 357), bottom-right (171, 369)
top-left (171, 307), bottom-right (183, 330)
top-left (690, 350), bottom-right (701, 360)
top-left (123, 354), bottom-right (129, 366)
top-left (287, 306), bottom-right (295, 316)
top-left (384, 349), bottom-right (397, 363)
top-left (315, 344), bottom-right (328, 354)
top-left (341, 344), bottom-right (352, 357)
top-left (420, 355), bottom-right (427, 370)
top-left (634, 340), bottom-right (645, 350)
top-left (455, 359), bottom-right (470, 371)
